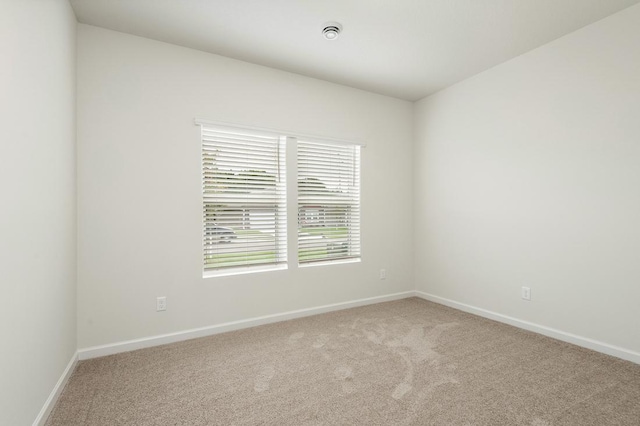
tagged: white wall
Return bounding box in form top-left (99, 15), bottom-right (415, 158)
top-left (0, 1), bottom-right (77, 424)
top-left (414, 4), bottom-right (640, 354)
top-left (77, 25), bottom-right (414, 349)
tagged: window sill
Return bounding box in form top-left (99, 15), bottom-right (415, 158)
top-left (298, 258), bottom-right (361, 268)
top-left (203, 263), bottom-right (287, 279)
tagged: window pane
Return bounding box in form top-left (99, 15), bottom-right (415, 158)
top-left (201, 125), bottom-right (287, 272)
top-left (297, 141), bottom-right (361, 264)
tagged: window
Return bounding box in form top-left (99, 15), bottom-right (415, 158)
top-left (297, 140), bottom-right (361, 264)
top-left (198, 119), bottom-right (363, 275)
top-left (200, 124), bottom-right (287, 275)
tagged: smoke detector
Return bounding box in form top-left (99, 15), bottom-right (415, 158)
top-left (322, 22), bottom-right (342, 40)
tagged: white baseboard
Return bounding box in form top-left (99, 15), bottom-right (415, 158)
top-left (78, 291), bottom-right (415, 360)
top-left (415, 291), bottom-right (640, 365)
top-left (33, 351), bottom-right (78, 426)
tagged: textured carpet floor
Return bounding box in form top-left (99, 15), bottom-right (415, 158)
top-left (47, 298), bottom-right (640, 425)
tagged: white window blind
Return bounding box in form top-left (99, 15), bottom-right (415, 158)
top-left (297, 140), bottom-right (361, 264)
top-left (201, 124), bottom-right (287, 273)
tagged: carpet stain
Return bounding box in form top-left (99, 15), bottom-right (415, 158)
top-left (334, 366), bottom-right (355, 394)
top-left (254, 365), bottom-right (275, 392)
top-left (334, 366), bottom-right (352, 380)
top-left (363, 329), bottom-right (385, 345)
top-left (313, 334), bottom-right (330, 349)
top-left (289, 332), bottom-right (305, 341)
top-left (351, 318), bottom-right (459, 404)
top-left (392, 382), bottom-right (413, 400)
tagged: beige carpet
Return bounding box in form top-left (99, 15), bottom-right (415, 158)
top-left (47, 298), bottom-right (640, 425)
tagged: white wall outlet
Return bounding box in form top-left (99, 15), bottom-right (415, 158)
top-left (521, 287), bottom-right (531, 301)
top-left (379, 269), bottom-right (386, 280)
top-left (156, 296), bottom-right (167, 311)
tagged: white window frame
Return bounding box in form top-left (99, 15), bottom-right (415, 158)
top-left (196, 119), bottom-right (365, 277)
top-left (297, 138), bottom-right (362, 266)
top-left (199, 122), bottom-right (287, 277)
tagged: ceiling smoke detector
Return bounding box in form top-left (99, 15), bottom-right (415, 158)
top-left (322, 22), bottom-right (342, 40)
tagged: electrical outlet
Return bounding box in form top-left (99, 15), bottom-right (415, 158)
top-left (521, 287), bottom-right (531, 301)
top-left (379, 269), bottom-right (386, 280)
top-left (157, 296), bottom-right (167, 311)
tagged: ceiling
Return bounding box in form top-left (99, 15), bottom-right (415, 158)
top-left (69, 0), bottom-right (640, 101)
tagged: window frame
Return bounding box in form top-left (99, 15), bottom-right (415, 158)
top-left (199, 122), bottom-right (288, 277)
top-left (296, 139), bottom-right (362, 266)
top-left (196, 119), bottom-right (365, 277)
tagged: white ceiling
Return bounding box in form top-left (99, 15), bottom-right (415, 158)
top-left (69, 0), bottom-right (640, 101)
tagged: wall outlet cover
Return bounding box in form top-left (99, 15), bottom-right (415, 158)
top-left (157, 296), bottom-right (167, 311)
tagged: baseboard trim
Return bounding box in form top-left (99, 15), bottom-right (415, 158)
top-left (33, 351), bottom-right (78, 426)
top-left (78, 291), bottom-right (415, 360)
top-left (415, 291), bottom-right (640, 365)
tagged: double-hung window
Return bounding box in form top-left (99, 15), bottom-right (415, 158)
top-left (199, 120), bottom-right (362, 275)
top-left (297, 140), bottom-right (361, 264)
top-left (200, 123), bottom-right (287, 275)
